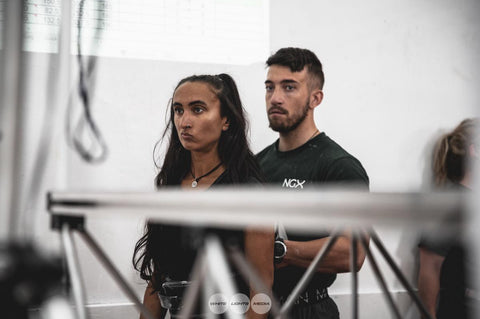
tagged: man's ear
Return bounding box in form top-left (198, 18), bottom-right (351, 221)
top-left (310, 90), bottom-right (324, 109)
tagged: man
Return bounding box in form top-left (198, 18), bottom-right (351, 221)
top-left (256, 47), bottom-right (370, 319)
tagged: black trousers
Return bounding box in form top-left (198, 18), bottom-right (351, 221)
top-left (287, 297), bottom-right (339, 319)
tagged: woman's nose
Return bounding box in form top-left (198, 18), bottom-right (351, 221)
top-left (180, 113), bottom-right (192, 129)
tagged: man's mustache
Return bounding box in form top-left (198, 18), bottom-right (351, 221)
top-left (268, 106), bottom-right (288, 115)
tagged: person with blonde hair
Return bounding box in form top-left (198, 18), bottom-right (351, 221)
top-left (432, 118), bottom-right (478, 188)
top-left (418, 118), bottom-right (479, 319)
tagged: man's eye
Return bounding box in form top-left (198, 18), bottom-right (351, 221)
top-left (285, 85), bottom-right (295, 91)
top-left (193, 107), bottom-right (204, 114)
top-left (265, 85), bottom-right (273, 91)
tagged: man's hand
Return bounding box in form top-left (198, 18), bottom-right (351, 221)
top-left (275, 260), bottom-right (288, 270)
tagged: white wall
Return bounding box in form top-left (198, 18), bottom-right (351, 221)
top-left (267, 1), bottom-right (479, 318)
top-left (270, 0), bottom-right (480, 192)
top-left (13, 0), bottom-right (480, 318)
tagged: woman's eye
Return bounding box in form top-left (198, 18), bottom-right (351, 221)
top-left (193, 107), bottom-right (204, 114)
top-left (173, 107), bottom-right (183, 115)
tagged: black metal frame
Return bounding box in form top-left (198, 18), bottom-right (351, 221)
top-left (52, 214), bottom-right (156, 319)
top-left (48, 190), bottom-right (452, 319)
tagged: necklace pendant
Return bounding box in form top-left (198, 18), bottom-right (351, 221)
top-left (191, 180), bottom-right (198, 188)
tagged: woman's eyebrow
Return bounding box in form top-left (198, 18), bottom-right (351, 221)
top-left (188, 100), bottom-right (207, 106)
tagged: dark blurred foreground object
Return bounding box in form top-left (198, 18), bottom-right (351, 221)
top-left (0, 242), bottom-right (63, 319)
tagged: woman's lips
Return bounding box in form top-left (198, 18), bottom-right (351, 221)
top-left (181, 132), bottom-right (193, 140)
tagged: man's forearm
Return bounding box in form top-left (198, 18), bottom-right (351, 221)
top-left (245, 227), bottom-right (274, 319)
top-left (281, 234), bottom-right (366, 273)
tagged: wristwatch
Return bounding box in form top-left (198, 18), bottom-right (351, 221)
top-left (274, 238), bottom-right (287, 264)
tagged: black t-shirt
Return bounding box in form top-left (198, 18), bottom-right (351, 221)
top-left (150, 171), bottom-right (260, 293)
top-left (418, 183), bottom-right (472, 319)
top-left (256, 132), bottom-right (369, 298)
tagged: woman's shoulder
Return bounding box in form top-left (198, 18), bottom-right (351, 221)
top-left (212, 170), bottom-right (263, 186)
top-left (245, 175), bottom-right (262, 185)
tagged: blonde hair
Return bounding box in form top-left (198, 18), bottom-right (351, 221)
top-left (433, 118), bottom-right (478, 187)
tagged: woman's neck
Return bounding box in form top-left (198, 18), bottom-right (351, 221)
top-left (190, 151), bottom-right (222, 176)
top-left (181, 150), bottom-right (225, 189)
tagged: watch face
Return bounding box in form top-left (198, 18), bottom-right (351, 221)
top-left (274, 241), bottom-right (286, 259)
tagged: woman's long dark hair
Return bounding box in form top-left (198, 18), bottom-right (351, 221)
top-left (133, 74), bottom-right (264, 290)
top-left (155, 73), bottom-right (262, 186)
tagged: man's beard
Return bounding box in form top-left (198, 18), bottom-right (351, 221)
top-left (268, 100), bottom-right (309, 133)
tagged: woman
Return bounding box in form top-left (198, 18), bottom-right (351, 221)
top-left (133, 74), bottom-right (274, 318)
top-left (418, 118), bottom-right (478, 319)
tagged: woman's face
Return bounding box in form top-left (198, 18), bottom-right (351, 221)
top-left (172, 81), bottom-right (228, 154)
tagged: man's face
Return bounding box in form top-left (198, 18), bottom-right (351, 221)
top-left (265, 65), bottom-right (311, 133)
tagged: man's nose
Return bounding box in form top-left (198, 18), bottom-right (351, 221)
top-left (269, 88), bottom-right (283, 105)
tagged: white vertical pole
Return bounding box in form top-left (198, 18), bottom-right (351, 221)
top-left (0, 0), bottom-right (26, 241)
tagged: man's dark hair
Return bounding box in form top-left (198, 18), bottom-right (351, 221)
top-left (266, 47), bottom-right (325, 90)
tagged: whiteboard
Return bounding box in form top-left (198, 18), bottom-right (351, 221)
top-left (10, 0), bottom-right (270, 64)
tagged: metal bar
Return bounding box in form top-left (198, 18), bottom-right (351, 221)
top-left (280, 229), bottom-right (341, 315)
top-left (40, 295), bottom-right (76, 319)
top-left (369, 228), bottom-right (434, 319)
top-left (177, 252), bottom-right (208, 319)
top-left (350, 231), bottom-right (358, 319)
top-left (204, 237), bottom-right (242, 319)
top-left (61, 224), bottom-right (88, 319)
top-left (359, 234), bottom-right (401, 319)
top-left (203, 270), bottom-right (216, 319)
top-left (229, 248), bottom-right (282, 318)
top-left (0, 0), bottom-right (26, 241)
top-left (19, 0), bottom-right (73, 240)
top-left (47, 191), bottom-right (466, 230)
top-left (77, 230), bottom-right (156, 319)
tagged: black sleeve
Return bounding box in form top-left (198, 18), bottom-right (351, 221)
top-left (418, 235), bottom-right (451, 257)
top-left (324, 157), bottom-right (370, 189)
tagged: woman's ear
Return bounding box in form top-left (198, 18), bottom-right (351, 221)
top-left (222, 119), bottom-right (230, 131)
top-left (469, 143), bottom-right (478, 158)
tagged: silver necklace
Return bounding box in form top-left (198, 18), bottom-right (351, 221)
top-left (190, 162), bottom-right (223, 188)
